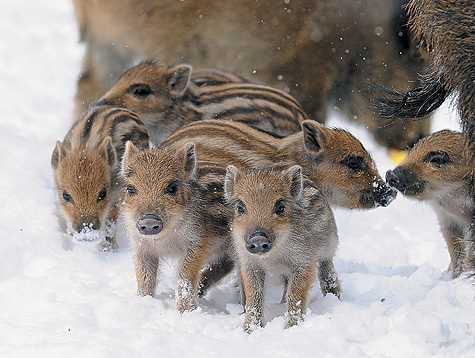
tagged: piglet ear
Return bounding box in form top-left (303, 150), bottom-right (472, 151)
top-left (224, 165), bottom-right (238, 200)
top-left (101, 137), bottom-right (117, 167)
top-left (302, 120), bottom-right (327, 156)
top-left (51, 140), bottom-right (65, 169)
top-left (168, 64), bottom-right (192, 97)
top-left (183, 143), bottom-right (198, 180)
top-left (284, 165), bottom-right (303, 199)
top-left (121, 141), bottom-right (139, 177)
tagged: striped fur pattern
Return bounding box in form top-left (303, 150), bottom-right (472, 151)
top-left (120, 142), bottom-right (233, 310)
top-left (97, 61), bottom-right (307, 145)
top-left (51, 105), bottom-right (149, 248)
top-left (224, 166), bottom-right (339, 331)
top-left (161, 120), bottom-right (397, 210)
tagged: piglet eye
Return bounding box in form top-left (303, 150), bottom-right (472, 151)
top-left (165, 181), bottom-right (178, 196)
top-left (274, 199), bottom-right (286, 216)
top-left (128, 84), bottom-right (153, 98)
top-left (62, 191), bottom-right (73, 204)
top-left (343, 155), bottom-right (365, 171)
top-left (207, 183), bottom-right (223, 193)
top-left (126, 185), bottom-right (137, 196)
top-left (235, 200), bottom-right (246, 216)
top-left (97, 188), bottom-right (107, 202)
top-left (426, 151), bottom-right (449, 166)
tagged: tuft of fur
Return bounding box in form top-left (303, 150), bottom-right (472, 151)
top-left (224, 166), bottom-right (339, 331)
top-left (376, 0), bottom-right (475, 142)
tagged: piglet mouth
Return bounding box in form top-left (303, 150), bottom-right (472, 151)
top-left (398, 183), bottom-right (425, 197)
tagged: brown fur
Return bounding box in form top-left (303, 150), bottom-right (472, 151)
top-left (52, 106), bottom-right (149, 249)
top-left (72, 0), bottom-right (430, 149)
top-left (161, 120), bottom-right (397, 210)
top-left (121, 142), bottom-right (233, 311)
top-left (224, 166), bottom-right (339, 331)
top-left (97, 61), bottom-right (307, 143)
top-left (386, 130), bottom-right (475, 277)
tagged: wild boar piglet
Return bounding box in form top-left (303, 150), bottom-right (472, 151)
top-left (225, 165), bottom-right (340, 332)
top-left (52, 105), bottom-right (149, 250)
top-left (121, 141), bottom-right (233, 312)
top-left (386, 130), bottom-right (475, 277)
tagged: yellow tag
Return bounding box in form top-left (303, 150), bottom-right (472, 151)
top-left (389, 149), bottom-right (407, 165)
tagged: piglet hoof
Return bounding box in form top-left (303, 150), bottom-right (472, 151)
top-left (320, 275), bottom-right (341, 300)
top-left (137, 288), bottom-right (154, 297)
top-left (321, 281), bottom-right (341, 299)
top-left (243, 317), bottom-right (263, 334)
top-left (285, 315), bottom-right (303, 329)
top-left (176, 298), bottom-right (197, 314)
top-left (176, 279), bottom-right (197, 313)
top-left (286, 308), bottom-right (304, 329)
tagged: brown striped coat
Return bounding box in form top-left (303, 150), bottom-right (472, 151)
top-left (51, 105), bottom-right (149, 249)
top-left (161, 119), bottom-right (397, 210)
top-left (97, 61), bottom-right (307, 144)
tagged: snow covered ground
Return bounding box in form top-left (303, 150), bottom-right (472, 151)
top-left (1, 1), bottom-right (474, 357)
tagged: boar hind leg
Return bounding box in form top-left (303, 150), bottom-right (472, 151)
top-left (286, 265), bottom-right (316, 329)
top-left (134, 253), bottom-right (159, 297)
top-left (318, 259), bottom-right (341, 299)
top-left (198, 256), bottom-right (234, 297)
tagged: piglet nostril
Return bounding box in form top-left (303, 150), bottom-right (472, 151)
top-left (246, 233), bottom-right (273, 254)
top-left (386, 170), bottom-right (407, 194)
top-left (136, 214), bottom-right (163, 236)
top-left (386, 170), bottom-right (399, 187)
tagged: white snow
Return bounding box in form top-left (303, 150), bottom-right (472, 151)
top-left (1, 1), bottom-right (474, 357)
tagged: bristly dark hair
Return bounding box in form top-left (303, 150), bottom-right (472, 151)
top-left (375, 71), bottom-right (449, 119)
